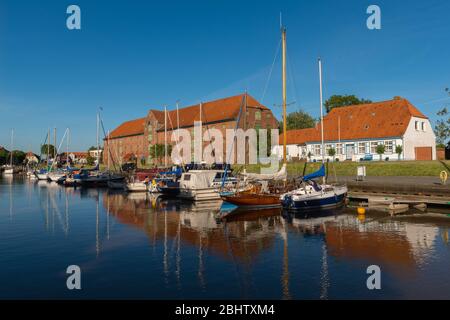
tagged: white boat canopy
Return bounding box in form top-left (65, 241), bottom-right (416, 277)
top-left (179, 170), bottom-right (219, 189)
top-left (241, 163), bottom-right (287, 182)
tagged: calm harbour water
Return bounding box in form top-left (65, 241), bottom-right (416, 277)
top-left (0, 175), bottom-right (449, 299)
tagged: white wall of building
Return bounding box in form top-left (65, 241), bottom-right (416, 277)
top-left (272, 138), bottom-right (406, 162)
top-left (403, 117), bottom-right (436, 160)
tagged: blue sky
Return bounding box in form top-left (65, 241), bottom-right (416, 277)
top-left (0, 0), bottom-right (449, 152)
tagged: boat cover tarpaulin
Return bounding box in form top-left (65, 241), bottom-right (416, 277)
top-left (243, 163), bottom-right (287, 181)
top-left (303, 164), bottom-right (325, 181)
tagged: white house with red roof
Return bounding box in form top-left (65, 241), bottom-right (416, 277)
top-left (273, 97), bottom-right (436, 162)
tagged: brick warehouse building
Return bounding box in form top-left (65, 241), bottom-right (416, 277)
top-left (103, 93), bottom-right (279, 166)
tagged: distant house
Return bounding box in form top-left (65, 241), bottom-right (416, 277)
top-left (25, 152), bottom-right (39, 164)
top-left (273, 97), bottom-right (436, 161)
top-left (62, 152), bottom-right (88, 164)
top-left (89, 149), bottom-right (103, 159)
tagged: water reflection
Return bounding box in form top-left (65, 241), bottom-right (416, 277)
top-left (0, 176), bottom-right (449, 299)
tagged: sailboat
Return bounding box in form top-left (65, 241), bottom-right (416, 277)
top-left (4, 129), bottom-right (17, 175)
top-left (280, 59), bottom-right (348, 211)
top-left (80, 111), bottom-right (125, 187)
top-left (35, 129), bottom-right (52, 180)
top-left (221, 26), bottom-right (290, 209)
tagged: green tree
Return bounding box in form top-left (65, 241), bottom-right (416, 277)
top-left (279, 110), bottom-right (316, 132)
top-left (86, 155), bottom-right (95, 166)
top-left (435, 107), bottom-right (450, 145)
top-left (328, 147), bottom-right (336, 160)
top-left (376, 144), bottom-right (386, 161)
top-left (11, 150), bottom-right (26, 165)
top-left (149, 144), bottom-right (172, 164)
top-left (395, 145), bottom-right (403, 160)
top-left (40, 144), bottom-right (56, 158)
top-left (434, 88), bottom-right (450, 145)
top-left (0, 148), bottom-right (8, 165)
top-left (324, 95), bottom-right (372, 113)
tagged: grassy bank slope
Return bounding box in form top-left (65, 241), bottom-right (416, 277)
top-left (237, 160), bottom-right (450, 177)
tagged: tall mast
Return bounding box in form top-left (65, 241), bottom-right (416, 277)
top-left (164, 106), bottom-right (168, 168)
top-left (107, 130), bottom-right (110, 171)
top-left (318, 58), bottom-right (326, 184)
top-left (47, 128), bottom-right (50, 168)
top-left (54, 127), bottom-right (57, 160)
top-left (66, 128), bottom-right (70, 169)
top-left (176, 100), bottom-right (180, 132)
top-left (96, 111), bottom-right (100, 168)
top-left (176, 101), bottom-right (181, 166)
top-left (318, 58), bottom-right (325, 164)
top-left (10, 129), bottom-right (13, 167)
top-left (282, 27), bottom-right (287, 165)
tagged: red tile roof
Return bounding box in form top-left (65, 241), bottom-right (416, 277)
top-left (107, 94), bottom-right (269, 139)
top-left (151, 93), bottom-right (268, 131)
top-left (281, 97), bottom-right (428, 144)
top-left (108, 117), bottom-right (146, 139)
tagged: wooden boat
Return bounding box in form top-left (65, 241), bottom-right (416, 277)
top-left (222, 193), bottom-right (281, 209)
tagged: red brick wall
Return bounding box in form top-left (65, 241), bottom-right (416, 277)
top-left (104, 105), bottom-right (279, 166)
top-left (103, 134), bottom-right (145, 165)
top-left (437, 147), bottom-right (445, 160)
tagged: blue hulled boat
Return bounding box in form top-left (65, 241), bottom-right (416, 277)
top-left (281, 164), bottom-right (348, 211)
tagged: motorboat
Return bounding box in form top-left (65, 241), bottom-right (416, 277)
top-left (178, 170), bottom-right (222, 201)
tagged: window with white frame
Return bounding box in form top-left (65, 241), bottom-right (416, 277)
top-left (415, 121), bottom-right (419, 130)
top-left (300, 146), bottom-right (307, 157)
top-left (358, 142), bottom-right (366, 154)
top-left (421, 122), bottom-right (426, 131)
top-left (336, 143), bottom-right (343, 155)
top-left (314, 145), bottom-right (322, 156)
top-left (384, 140), bottom-right (393, 153)
top-left (370, 141), bottom-right (378, 154)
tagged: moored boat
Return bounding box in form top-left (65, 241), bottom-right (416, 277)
top-left (125, 181), bottom-right (148, 192)
top-left (178, 170), bottom-right (222, 201)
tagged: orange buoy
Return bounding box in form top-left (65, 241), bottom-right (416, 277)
top-left (357, 207), bottom-right (366, 215)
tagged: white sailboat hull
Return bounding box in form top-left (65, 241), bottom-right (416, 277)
top-left (4, 168), bottom-right (14, 175)
top-left (36, 173), bottom-right (49, 180)
top-left (126, 182), bottom-right (148, 192)
top-left (48, 173), bottom-right (66, 182)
